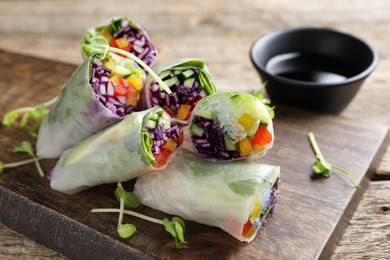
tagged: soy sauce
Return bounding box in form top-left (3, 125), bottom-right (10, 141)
top-left (266, 52), bottom-right (355, 84)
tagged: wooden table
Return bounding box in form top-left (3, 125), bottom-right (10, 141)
top-left (0, 0), bottom-right (389, 259)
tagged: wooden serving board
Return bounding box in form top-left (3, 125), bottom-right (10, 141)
top-left (0, 50), bottom-right (388, 259)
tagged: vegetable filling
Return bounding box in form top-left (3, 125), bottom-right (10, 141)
top-left (242, 177), bottom-right (280, 238)
top-left (149, 69), bottom-right (208, 120)
top-left (143, 110), bottom-right (183, 168)
top-left (190, 92), bottom-right (273, 160)
top-left (90, 59), bottom-right (144, 116)
top-left (98, 19), bottom-right (157, 67)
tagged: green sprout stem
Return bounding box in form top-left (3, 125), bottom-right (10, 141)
top-left (308, 132), bottom-right (326, 163)
top-left (308, 132), bottom-right (360, 188)
top-left (1, 157), bottom-right (44, 177)
top-left (10, 96), bottom-right (58, 115)
top-left (107, 47), bottom-right (172, 94)
top-left (2, 158), bottom-right (40, 169)
top-left (331, 163), bottom-right (360, 188)
top-left (91, 208), bottom-right (163, 225)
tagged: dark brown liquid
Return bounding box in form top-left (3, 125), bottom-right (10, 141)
top-left (266, 52), bottom-right (354, 84)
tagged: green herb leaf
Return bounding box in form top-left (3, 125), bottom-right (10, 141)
top-left (162, 217), bottom-right (187, 249)
top-left (308, 132), bottom-right (360, 188)
top-left (2, 111), bottom-right (19, 127)
top-left (11, 141), bottom-right (44, 177)
top-left (114, 183), bottom-right (140, 208)
top-left (227, 179), bottom-right (258, 196)
top-left (13, 141), bottom-right (35, 155)
top-left (2, 97), bottom-right (56, 137)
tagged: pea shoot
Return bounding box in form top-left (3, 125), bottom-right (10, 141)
top-left (91, 183), bottom-right (188, 249)
top-left (308, 132), bottom-right (360, 188)
top-left (2, 96), bottom-right (57, 137)
top-left (0, 141), bottom-right (44, 177)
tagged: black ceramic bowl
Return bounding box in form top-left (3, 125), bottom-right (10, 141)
top-left (250, 27), bottom-right (378, 113)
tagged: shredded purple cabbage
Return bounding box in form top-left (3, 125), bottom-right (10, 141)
top-left (113, 20), bottom-right (157, 67)
top-left (262, 177), bottom-right (280, 224)
top-left (191, 116), bottom-right (240, 160)
top-left (147, 124), bottom-right (183, 154)
top-left (149, 70), bottom-right (207, 116)
top-left (90, 61), bottom-right (136, 116)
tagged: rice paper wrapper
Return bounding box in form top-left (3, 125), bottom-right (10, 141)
top-left (81, 16), bottom-right (158, 67)
top-left (37, 55), bottom-right (126, 159)
top-left (50, 107), bottom-right (172, 194)
top-left (134, 151), bottom-right (280, 242)
top-left (188, 91), bottom-right (274, 162)
top-left (140, 59), bottom-right (216, 121)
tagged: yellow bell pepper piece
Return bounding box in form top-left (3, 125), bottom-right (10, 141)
top-left (243, 226), bottom-right (255, 238)
top-left (115, 37), bottom-right (130, 49)
top-left (250, 202), bottom-right (262, 222)
top-left (238, 138), bottom-right (253, 156)
top-left (126, 74), bottom-right (144, 91)
top-left (162, 138), bottom-right (177, 151)
top-left (98, 29), bottom-right (114, 44)
top-left (176, 105), bottom-right (191, 120)
top-left (238, 113), bottom-right (256, 130)
top-left (103, 58), bottom-right (117, 71)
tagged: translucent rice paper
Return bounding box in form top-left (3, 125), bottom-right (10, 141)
top-left (81, 16), bottom-right (158, 67)
top-left (140, 59), bottom-right (216, 122)
top-left (188, 91), bottom-right (274, 162)
top-left (37, 55), bottom-right (136, 159)
top-left (50, 107), bottom-right (174, 194)
top-left (134, 151), bottom-right (280, 242)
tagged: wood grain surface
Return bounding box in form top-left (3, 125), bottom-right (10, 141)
top-left (0, 51), bottom-right (388, 259)
top-left (0, 0), bottom-right (389, 259)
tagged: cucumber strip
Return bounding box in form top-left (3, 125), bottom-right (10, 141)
top-left (113, 65), bottom-right (132, 78)
top-left (247, 123), bottom-right (259, 138)
top-left (181, 69), bottom-right (195, 78)
top-left (193, 109), bottom-right (214, 120)
top-left (163, 77), bottom-right (179, 88)
top-left (183, 77), bottom-right (195, 88)
top-left (190, 123), bottom-right (205, 137)
top-left (260, 114), bottom-right (269, 126)
top-left (158, 70), bottom-right (172, 80)
top-left (223, 134), bottom-right (237, 151)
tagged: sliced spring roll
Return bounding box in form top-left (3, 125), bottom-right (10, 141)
top-left (50, 107), bottom-right (183, 194)
top-left (134, 152), bottom-right (280, 242)
top-left (81, 16), bottom-right (158, 67)
top-left (189, 91), bottom-right (274, 161)
top-left (36, 53), bottom-right (145, 159)
top-left (141, 59), bottom-right (217, 122)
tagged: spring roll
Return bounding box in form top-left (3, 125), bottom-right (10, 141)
top-left (189, 91), bottom-right (274, 161)
top-left (141, 59), bottom-right (216, 122)
top-left (50, 107), bottom-right (183, 194)
top-left (36, 53), bottom-right (145, 159)
top-left (81, 16), bottom-right (158, 67)
top-left (134, 151), bottom-right (280, 242)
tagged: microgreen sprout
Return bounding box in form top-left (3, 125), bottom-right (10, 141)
top-left (114, 182), bottom-right (140, 209)
top-left (12, 141), bottom-right (45, 177)
top-left (117, 197), bottom-right (137, 239)
top-left (2, 96), bottom-right (57, 137)
top-left (82, 36), bottom-right (172, 94)
top-left (308, 132), bottom-right (360, 188)
top-left (91, 183), bottom-right (187, 249)
top-left (0, 158), bottom-right (39, 175)
top-left (251, 82), bottom-right (275, 119)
